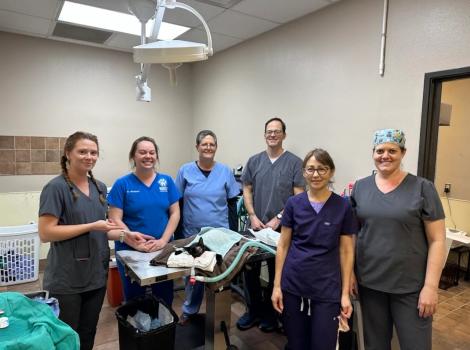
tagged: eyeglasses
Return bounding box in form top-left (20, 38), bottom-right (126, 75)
top-left (265, 130), bottom-right (283, 136)
top-left (199, 143), bottom-right (217, 149)
top-left (304, 167), bottom-right (329, 176)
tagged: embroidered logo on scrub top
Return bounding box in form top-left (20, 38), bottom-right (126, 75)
top-left (126, 190), bottom-right (140, 193)
top-left (158, 178), bottom-right (168, 192)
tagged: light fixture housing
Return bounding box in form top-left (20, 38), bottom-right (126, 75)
top-left (130, 0), bottom-right (213, 101)
top-left (133, 40), bottom-right (209, 64)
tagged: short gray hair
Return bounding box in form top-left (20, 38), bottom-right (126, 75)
top-left (196, 130), bottom-right (217, 146)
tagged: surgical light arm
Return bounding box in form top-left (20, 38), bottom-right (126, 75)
top-left (133, 0), bottom-right (213, 102)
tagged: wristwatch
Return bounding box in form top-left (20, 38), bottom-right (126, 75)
top-left (276, 213), bottom-right (283, 220)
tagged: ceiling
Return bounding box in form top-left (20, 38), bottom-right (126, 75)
top-left (0, 0), bottom-right (340, 54)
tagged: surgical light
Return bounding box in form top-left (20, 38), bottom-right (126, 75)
top-left (129, 0), bottom-right (213, 102)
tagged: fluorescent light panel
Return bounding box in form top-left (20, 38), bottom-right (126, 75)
top-left (58, 1), bottom-right (190, 40)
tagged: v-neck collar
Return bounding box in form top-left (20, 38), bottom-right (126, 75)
top-left (303, 191), bottom-right (333, 215)
top-left (264, 150), bottom-right (286, 165)
top-left (67, 176), bottom-right (92, 200)
top-left (195, 161), bottom-right (215, 179)
top-left (132, 172), bottom-right (157, 189)
top-left (373, 173), bottom-right (410, 195)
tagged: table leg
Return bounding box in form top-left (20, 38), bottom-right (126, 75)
top-left (204, 287), bottom-right (232, 350)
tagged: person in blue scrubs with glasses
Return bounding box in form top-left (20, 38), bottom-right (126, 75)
top-left (175, 130), bottom-right (240, 324)
top-left (108, 136), bottom-right (180, 306)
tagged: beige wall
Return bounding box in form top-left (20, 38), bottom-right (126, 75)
top-left (0, 32), bottom-right (194, 192)
top-left (436, 78), bottom-right (470, 200)
top-left (191, 0), bottom-right (470, 191)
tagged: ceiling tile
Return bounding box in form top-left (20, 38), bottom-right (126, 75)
top-left (105, 32), bottom-right (140, 51)
top-left (0, 10), bottom-right (52, 36)
top-left (71, 0), bottom-right (130, 14)
top-left (73, 0), bottom-right (225, 29)
top-left (0, 0), bottom-right (59, 19)
top-left (232, 0), bottom-right (331, 24)
top-left (207, 10), bottom-right (277, 39)
top-left (162, 0), bottom-right (226, 28)
top-left (178, 28), bottom-right (242, 52)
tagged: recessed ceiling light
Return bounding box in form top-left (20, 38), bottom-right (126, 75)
top-left (58, 1), bottom-right (190, 40)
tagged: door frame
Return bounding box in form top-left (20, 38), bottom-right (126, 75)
top-left (418, 66), bottom-right (470, 181)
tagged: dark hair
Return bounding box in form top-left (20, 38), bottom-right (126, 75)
top-left (60, 131), bottom-right (105, 204)
top-left (302, 148), bottom-right (336, 172)
top-left (264, 117), bottom-right (286, 133)
top-left (128, 136), bottom-right (159, 168)
top-left (196, 130), bottom-right (217, 146)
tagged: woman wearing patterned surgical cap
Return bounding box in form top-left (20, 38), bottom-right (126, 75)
top-left (350, 129), bottom-right (446, 350)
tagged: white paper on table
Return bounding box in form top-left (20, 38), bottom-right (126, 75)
top-left (249, 228), bottom-right (280, 247)
top-left (117, 250), bottom-right (162, 263)
top-left (446, 228), bottom-right (470, 244)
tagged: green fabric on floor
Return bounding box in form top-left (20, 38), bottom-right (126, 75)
top-left (0, 292), bottom-right (79, 350)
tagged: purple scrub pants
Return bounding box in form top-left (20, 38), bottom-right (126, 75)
top-left (282, 290), bottom-right (340, 350)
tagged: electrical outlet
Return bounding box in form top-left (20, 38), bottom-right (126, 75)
top-left (444, 183), bottom-right (451, 193)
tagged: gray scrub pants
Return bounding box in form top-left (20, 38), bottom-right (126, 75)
top-left (359, 285), bottom-right (432, 350)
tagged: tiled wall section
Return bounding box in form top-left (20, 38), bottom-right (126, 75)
top-left (0, 136), bottom-right (66, 175)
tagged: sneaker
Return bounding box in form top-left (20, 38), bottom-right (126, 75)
top-left (259, 318), bottom-right (278, 333)
top-left (236, 312), bottom-right (261, 330)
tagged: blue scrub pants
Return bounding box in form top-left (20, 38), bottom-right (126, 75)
top-left (282, 290), bottom-right (340, 350)
top-left (116, 258), bottom-right (174, 307)
top-left (359, 285), bottom-right (432, 350)
top-left (182, 279), bottom-right (205, 316)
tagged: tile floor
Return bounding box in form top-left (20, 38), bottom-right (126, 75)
top-left (2, 274), bottom-right (470, 349)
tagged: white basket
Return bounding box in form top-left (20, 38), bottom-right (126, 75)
top-left (0, 223), bottom-right (39, 286)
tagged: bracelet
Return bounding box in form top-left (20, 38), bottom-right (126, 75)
top-left (119, 230), bottom-right (126, 243)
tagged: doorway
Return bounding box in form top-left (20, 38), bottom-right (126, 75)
top-left (418, 65), bottom-right (470, 181)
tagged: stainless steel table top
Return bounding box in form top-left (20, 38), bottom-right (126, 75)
top-left (116, 250), bottom-right (190, 286)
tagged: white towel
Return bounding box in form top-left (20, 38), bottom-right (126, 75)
top-left (166, 251), bottom-right (217, 272)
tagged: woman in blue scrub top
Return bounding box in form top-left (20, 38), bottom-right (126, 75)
top-left (175, 130), bottom-right (240, 324)
top-left (108, 136), bottom-right (180, 306)
top-left (272, 149), bottom-right (356, 350)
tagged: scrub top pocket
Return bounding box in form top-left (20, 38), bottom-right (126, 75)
top-left (313, 222), bottom-right (340, 249)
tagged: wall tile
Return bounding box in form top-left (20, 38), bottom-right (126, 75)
top-left (59, 137), bottom-right (67, 150)
top-left (31, 136), bottom-right (45, 149)
top-left (0, 136), bottom-right (14, 149)
top-left (31, 162), bottom-right (45, 175)
top-left (0, 150), bottom-right (15, 163)
top-left (45, 162), bottom-right (61, 174)
top-left (16, 162), bottom-right (32, 175)
top-left (46, 149), bottom-right (60, 162)
top-left (0, 162), bottom-right (15, 175)
top-left (46, 137), bottom-right (59, 149)
top-left (15, 136), bottom-right (31, 149)
top-left (0, 135), bottom-right (64, 176)
top-left (31, 149), bottom-right (46, 162)
top-left (15, 150), bottom-right (31, 162)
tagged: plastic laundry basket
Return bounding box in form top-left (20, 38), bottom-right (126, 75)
top-left (0, 223), bottom-right (39, 286)
top-left (116, 295), bottom-right (179, 350)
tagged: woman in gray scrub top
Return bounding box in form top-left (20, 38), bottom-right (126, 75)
top-left (350, 129), bottom-right (446, 350)
top-left (38, 131), bottom-right (150, 350)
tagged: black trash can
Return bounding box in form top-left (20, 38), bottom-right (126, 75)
top-left (116, 295), bottom-right (179, 350)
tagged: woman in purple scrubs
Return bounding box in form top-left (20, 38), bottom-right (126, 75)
top-left (272, 149), bottom-right (356, 350)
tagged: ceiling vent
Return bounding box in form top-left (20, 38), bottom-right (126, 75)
top-left (52, 22), bottom-right (113, 44)
top-left (194, 0), bottom-right (242, 9)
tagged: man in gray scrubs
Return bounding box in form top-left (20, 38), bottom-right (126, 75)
top-left (237, 117), bottom-right (304, 332)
